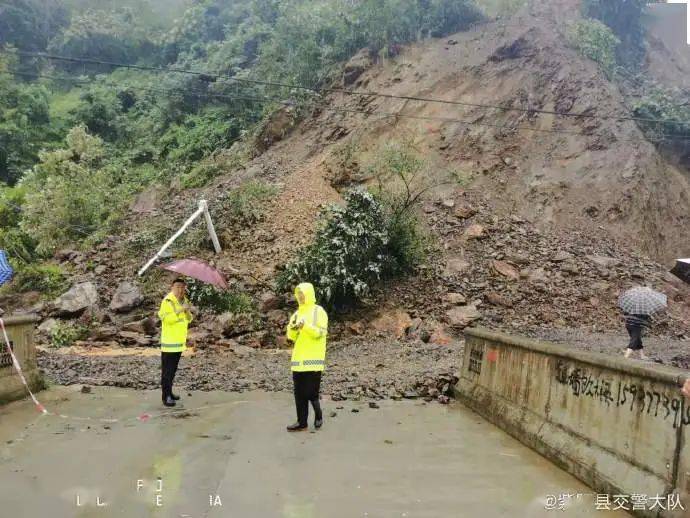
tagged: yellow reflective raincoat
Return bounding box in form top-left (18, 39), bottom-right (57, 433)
top-left (158, 292), bottom-right (193, 353)
top-left (286, 283), bottom-right (328, 372)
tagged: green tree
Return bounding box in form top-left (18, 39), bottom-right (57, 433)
top-left (583, 0), bottom-right (646, 65)
top-left (47, 7), bottom-right (158, 73)
top-left (0, 57), bottom-right (56, 184)
top-left (20, 125), bottom-right (127, 254)
top-left (566, 19), bottom-right (620, 77)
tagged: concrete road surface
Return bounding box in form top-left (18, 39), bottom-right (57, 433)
top-left (0, 387), bottom-right (630, 518)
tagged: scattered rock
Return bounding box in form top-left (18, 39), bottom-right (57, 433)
top-left (368, 402), bottom-right (380, 409)
top-left (53, 282), bottom-right (99, 317)
top-left (444, 257), bottom-right (470, 276)
top-left (37, 318), bottom-right (59, 335)
top-left (370, 310), bottom-right (412, 340)
top-left (453, 204), bottom-right (477, 219)
top-left (231, 345), bottom-right (256, 357)
top-left (463, 224), bottom-right (486, 240)
top-left (117, 331), bottom-right (152, 347)
top-left (485, 292), bottom-right (513, 308)
top-left (587, 255), bottom-right (620, 268)
top-left (491, 260), bottom-right (520, 281)
top-left (90, 326), bottom-right (118, 342)
top-left (259, 293), bottom-right (282, 313)
top-left (443, 292), bottom-right (467, 305)
top-left (552, 251), bottom-right (574, 262)
top-left (266, 309), bottom-right (286, 325)
top-left (348, 321), bottom-right (365, 335)
top-left (446, 305), bottom-right (481, 329)
top-left (109, 281), bottom-right (144, 313)
top-left (80, 385), bottom-right (91, 394)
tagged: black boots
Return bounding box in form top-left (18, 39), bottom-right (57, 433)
top-left (313, 399), bottom-right (323, 429)
top-left (286, 422), bottom-right (308, 432)
top-left (163, 396), bottom-right (176, 407)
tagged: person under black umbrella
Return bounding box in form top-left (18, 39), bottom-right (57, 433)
top-left (618, 286), bottom-right (667, 361)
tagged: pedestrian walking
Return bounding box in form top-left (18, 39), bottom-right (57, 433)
top-left (622, 313), bottom-right (651, 360)
top-left (158, 278), bottom-right (196, 407)
top-left (618, 286), bottom-right (667, 361)
top-left (285, 282), bottom-right (328, 432)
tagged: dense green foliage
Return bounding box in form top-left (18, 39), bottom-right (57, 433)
top-left (50, 320), bottom-right (89, 347)
top-left (583, 0), bottom-right (645, 65)
top-left (633, 88), bottom-right (690, 166)
top-left (19, 126), bottom-right (130, 255)
top-left (566, 19), bottom-right (620, 77)
top-left (10, 262), bottom-right (67, 296)
top-left (277, 185), bottom-right (426, 311)
top-left (186, 278), bottom-right (254, 314)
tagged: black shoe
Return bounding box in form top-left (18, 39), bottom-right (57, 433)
top-left (171, 393), bottom-right (181, 401)
top-left (286, 422), bottom-right (308, 432)
top-left (314, 418), bottom-right (323, 429)
top-left (163, 397), bottom-right (176, 407)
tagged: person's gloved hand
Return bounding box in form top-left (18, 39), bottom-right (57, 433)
top-left (291, 318), bottom-right (304, 330)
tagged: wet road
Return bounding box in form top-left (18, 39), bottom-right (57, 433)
top-left (0, 387), bottom-right (629, 518)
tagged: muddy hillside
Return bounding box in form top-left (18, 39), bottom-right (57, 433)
top-left (3, 0), bottom-right (689, 394)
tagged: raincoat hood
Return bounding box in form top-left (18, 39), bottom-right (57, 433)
top-left (295, 282), bottom-right (316, 307)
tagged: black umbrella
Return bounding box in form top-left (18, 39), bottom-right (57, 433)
top-left (670, 258), bottom-right (690, 285)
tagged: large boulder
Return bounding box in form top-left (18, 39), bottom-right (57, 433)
top-left (53, 282), bottom-right (99, 316)
top-left (259, 292), bottom-right (282, 313)
top-left (370, 309), bottom-right (412, 340)
top-left (109, 281), bottom-right (144, 313)
top-left (117, 331), bottom-right (153, 347)
top-left (122, 317), bottom-right (158, 336)
top-left (37, 318), bottom-right (59, 336)
top-left (446, 305), bottom-right (481, 329)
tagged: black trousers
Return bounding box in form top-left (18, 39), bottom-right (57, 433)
top-left (626, 324), bottom-right (644, 350)
top-left (161, 351), bottom-right (182, 400)
top-left (292, 371), bottom-right (322, 426)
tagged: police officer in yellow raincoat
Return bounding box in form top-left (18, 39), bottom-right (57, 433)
top-left (158, 278), bottom-right (195, 407)
top-left (286, 282), bottom-right (328, 431)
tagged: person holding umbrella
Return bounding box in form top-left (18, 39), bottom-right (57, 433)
top-left (156, 259), bottom-right (228, 407)
top-left (286, 282), bottom-right (328, 432)
top-left (618, 286), bottom-right (667, 361)
top-left (158, 278), bottom-right (196, 407)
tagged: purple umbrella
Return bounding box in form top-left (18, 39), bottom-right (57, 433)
top-left (160, 259), bottom-right (229, 289)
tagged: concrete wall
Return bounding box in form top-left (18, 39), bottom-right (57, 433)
top-left (455, 328), bottom-right (690, 518)
top-left (0, 314), bottom-right (43, 404)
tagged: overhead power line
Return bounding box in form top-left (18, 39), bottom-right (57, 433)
top-left (8, 49), bottom-right (690, 128)
top-left (3, 70), bottom-right (690, 143)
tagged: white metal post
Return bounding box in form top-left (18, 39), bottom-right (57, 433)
top-left (137, 205), bottom-right (205, 276)
top-left (201, 199), bottom-right (222, 254)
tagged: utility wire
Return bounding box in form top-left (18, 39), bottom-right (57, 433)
top-left (4, 70), bottom-right (690, 143)
top-left (8, 49), bottom-right (690, 128)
